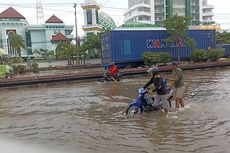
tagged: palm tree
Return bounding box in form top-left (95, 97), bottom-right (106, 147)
top-left (9, 33), bottom-right (26, 57)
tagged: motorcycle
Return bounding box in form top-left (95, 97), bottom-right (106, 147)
top-left (125, 88), bottom-right (173, 116)
top-left (98, 70), bottom-right (123, 82)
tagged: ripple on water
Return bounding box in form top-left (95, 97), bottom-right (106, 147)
top-left (0, 68), bottom-right (230, 153)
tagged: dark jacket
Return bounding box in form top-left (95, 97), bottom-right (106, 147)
top-left (143, 76), bottom-right (167, 95)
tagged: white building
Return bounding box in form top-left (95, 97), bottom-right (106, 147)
top-left (0, 7), bottom-right (73, 57)
top-left (124, 0), bottom-right (214, 25)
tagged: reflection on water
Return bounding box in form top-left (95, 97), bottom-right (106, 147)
top-left (0, 67), bottom-right (230, 153)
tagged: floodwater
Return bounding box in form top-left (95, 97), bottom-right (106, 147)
top-left (0, 67), bottom-right (230, 153)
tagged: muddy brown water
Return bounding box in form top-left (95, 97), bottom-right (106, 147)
top-left (0, 67), bottom-right (230, 153)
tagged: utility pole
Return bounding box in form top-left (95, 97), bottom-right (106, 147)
top-left (73, 3), bottom-right (79, 64)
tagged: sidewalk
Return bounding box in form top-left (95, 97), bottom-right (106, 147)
top-left (36, 59), bottom-right (101, 68)
top-left (15, 58), bottom-right (103, 79)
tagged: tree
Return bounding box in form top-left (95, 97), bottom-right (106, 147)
top-left (82, 33), bottom-right (101, 57)
top-left (9, 33), bottom-right (26, 57)
top-left (34, 48), bottom-right (54, 63)
top-left (81, 33), bottom-right (102, 59)
top-left (216, 32), bottom-right (230, 44)
top-left (163, 15), bottom-right (195, 62)
top-left (77, 45), bottom-right (88, 64)
top-left (59, 44), bottom-right (75, 65)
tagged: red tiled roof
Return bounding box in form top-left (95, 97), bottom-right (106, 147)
top-left (0, 7), bottom-right (25, 19)
top-left (45, 15), bottom-right (63, 23)
top-left (52, 32), bottom-right (68, 42)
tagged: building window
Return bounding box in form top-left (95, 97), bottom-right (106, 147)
top-left (138, 7), bottom-right (150, 12)
top-left (86, 10), bottom-right (93, 25)
top-left (96, 10), bottom-right (99, 24)
top-left (138, 16), bottom-right (150, 21)
top-left (144, 0), bottom-right (150, 5)
top-left (6, 31), bottom-right (16, 56)
top-left (87, 32), bottom-right (94, 36)
top-left (65, 30), bottom-right (72, 35)
top-left (0, 39), bottom-right (3, 48)
top-left (26, 31), bottom-right (32, 47)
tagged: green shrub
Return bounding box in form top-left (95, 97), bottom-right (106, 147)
top-left (143, 51), bottom-right (171, 67)
top-left (159, 52), bottom-right (171, 64)
top-left (9, 57), bottom-right (25, 64)
top-left (12, 64), bottom-right (27, 74)
top-left (190, 49), bottom-right (207, 62)
top-left (31, 62), bottom-right (39, 73)
top-left (207, 48), bottom-right (224, 61)
top-left (143, 52), bottom-right (160, 67)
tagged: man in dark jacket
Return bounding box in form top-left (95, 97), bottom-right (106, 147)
top-left (141, 67), bottom-right (169, 113)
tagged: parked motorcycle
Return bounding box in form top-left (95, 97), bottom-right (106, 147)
top-left (125, 88), bottom-right (173, 116)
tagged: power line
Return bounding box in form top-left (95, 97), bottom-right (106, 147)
top-left (1, 2), bottom-right (230, 25)
top-left (0, 2), bottom-right (128, 10)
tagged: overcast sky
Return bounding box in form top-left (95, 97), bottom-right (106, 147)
top-left (0, 0), bottom-right (229, 36)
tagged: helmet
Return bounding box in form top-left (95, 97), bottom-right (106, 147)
top-left (147, 66), bottom-right (159, 75)
top-left (171, 61), bottom-right (178, 67)
top-left (110, 62), bottom-right (115, 66)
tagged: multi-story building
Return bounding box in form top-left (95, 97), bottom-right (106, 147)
top-left (124, 0), bottom-right (214, 25)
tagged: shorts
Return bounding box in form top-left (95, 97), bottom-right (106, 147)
top-left (173, 86), bottom-right (185, 99)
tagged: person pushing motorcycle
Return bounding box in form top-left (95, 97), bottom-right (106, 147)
top-left (140, 66), bottom-right (169, 113)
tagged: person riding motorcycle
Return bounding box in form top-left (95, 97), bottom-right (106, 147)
top-left (140, 66), bottom-right (169, 113)
top-left (108, 62), bottom-right (119, 81)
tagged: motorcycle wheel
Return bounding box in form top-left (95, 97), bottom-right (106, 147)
top-left (117, 76), bottom-right (123, 81)
top-left (98, 78), bottom-right (105, 82)
top-left (125, 105), bottom-right (141, 116)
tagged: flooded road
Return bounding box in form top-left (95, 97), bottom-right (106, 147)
top-left (0, 67), bottom-right (230, 153)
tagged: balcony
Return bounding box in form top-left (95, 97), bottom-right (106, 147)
top-left (125, 11), bottom-right (151, 22)
top-left (124, 4), bottom-right (150, 15)
top-left (203, 5), bottom-right (214, 9)
top-left (202, 12), bottom-right (214, 17)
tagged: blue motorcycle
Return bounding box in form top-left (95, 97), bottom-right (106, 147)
top-left (125, 88), bottom-right (173, 116)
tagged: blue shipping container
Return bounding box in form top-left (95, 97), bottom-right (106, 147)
top-left (216, 44), bottom-right (230, 57)
top-left (101, 30), bottom-right (216, 68)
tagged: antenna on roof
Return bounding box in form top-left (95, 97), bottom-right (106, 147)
top-left (36, 0), bottom-right (44, 24)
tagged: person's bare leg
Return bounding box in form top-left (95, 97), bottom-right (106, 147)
top-left (176, 98), bottom-right (180, 108)
top-left (179, 98), bottom-right (184, 107)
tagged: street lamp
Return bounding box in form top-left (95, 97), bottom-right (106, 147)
top-left (73, 3), bottom-right (79, 64)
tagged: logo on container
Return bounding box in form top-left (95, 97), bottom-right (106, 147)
top-left (146, 39), bottom-right (185, 48)
top-left (147, 39), bottom-right (166, 48)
